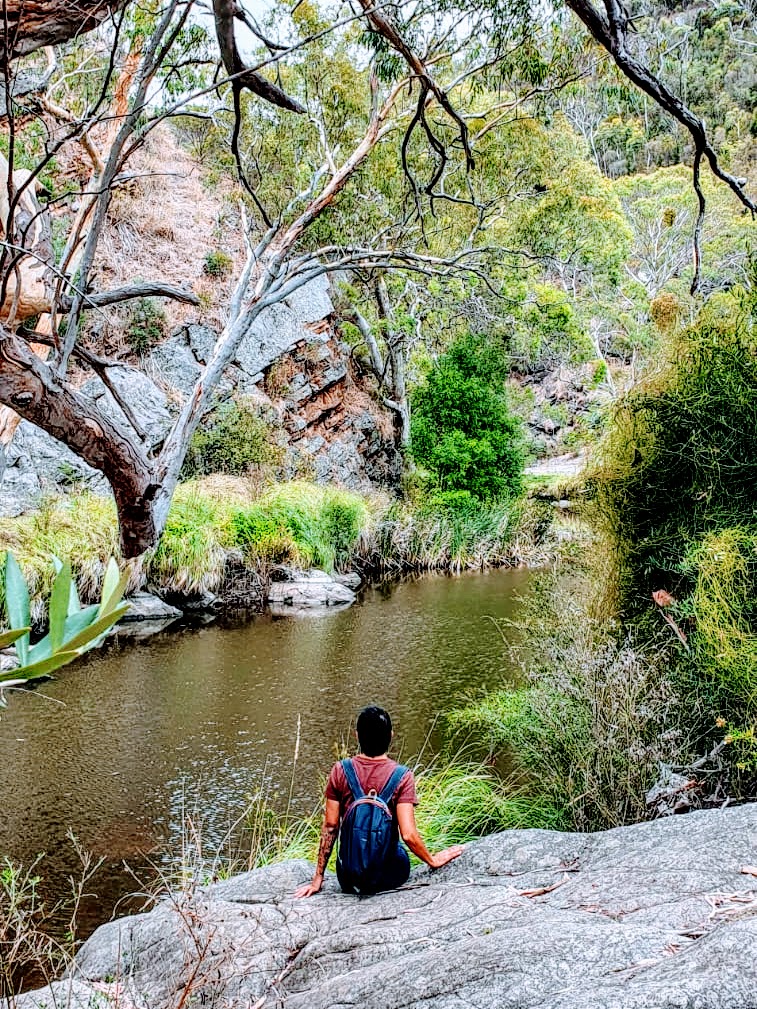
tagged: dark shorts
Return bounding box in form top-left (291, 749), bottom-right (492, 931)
top-left (337, 844), bottom-right (411, 895)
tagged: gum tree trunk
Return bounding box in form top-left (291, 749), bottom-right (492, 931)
top-left (1, 1), bottom-right (130, 60)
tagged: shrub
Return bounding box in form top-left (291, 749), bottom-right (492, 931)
top-left (589, 284), bottom-right (757, 781)
top-left (182, 399), bottom-right (282, 479)
top-left (509, 284), bottom-right (594, 372)
top-left (230, 482), bottom-right (369, 572)
top-left (126, 297), bottom-right (167, 354)
top-left (203, 249), bottom-right (233, 277)
top-left (446, 595), bottom-right (681, 830)
top-left (410, 333), bottom-right (523, 502)
top-left (146, 483), bottom-right (237, 593)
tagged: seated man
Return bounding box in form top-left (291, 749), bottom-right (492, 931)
top-left (294, 704), bottom-right (464, 897)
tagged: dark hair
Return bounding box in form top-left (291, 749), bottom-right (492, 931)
top-left (356, 705), bottom-right (392, 757)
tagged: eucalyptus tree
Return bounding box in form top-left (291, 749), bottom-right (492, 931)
top-left (0, 0), bottom-right (513, 554)
top-left (0, 0), bottom-right (754, 557)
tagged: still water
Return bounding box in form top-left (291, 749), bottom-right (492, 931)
top-left (0, 568), bottom-right (533, 933)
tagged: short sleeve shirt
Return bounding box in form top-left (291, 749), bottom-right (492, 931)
top-left (325, 755), bottom-right (418, 821)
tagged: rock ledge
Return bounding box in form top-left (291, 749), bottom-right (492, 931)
top-left (12, 804), bottom-right (757, 1009)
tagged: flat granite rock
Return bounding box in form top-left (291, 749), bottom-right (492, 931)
top-left (11, 805), bottom-right (757, 1009)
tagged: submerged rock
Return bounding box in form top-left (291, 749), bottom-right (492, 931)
top-left (12, 804), bottom-right (757, 1009)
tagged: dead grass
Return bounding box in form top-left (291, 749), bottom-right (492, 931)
top-left (87, 128), bottom-right (246, 348)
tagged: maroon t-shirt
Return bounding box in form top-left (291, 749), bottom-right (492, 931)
top-left (325, 755), bottom-right (418, 820)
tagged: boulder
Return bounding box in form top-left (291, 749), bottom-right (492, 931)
top-left (285, 273), bottom-right (333, 324)
top-left (334, 571), bottom-right (362, 590)
top-left (12, 805), bottom-right (757, 1009)
top-left (0, 420), bottom-right (108, 517)
top-left (121, 592), bottom-right (183, 622)
top-left (268, 569), bottom-right (357, 610)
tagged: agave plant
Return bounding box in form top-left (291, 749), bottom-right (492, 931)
top-left (0, 552), bottom-right (130, 705)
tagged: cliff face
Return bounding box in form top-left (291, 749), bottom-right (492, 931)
top-left (0, 275), bottom-right (399, 517)
top-left (264, 326), bottom-right (401, 492)
top-left (12, 804), bottom-right (757, 1009)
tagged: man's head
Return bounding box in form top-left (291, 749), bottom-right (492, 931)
top-left (356, 705), bottom-right (393, 757)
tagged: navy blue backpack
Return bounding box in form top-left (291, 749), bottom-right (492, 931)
top-left (336, 757), bottom-right (409, 895)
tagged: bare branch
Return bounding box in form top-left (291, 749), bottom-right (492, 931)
top-left (58, 282), bottom-right (200, 311)
top-left (212, 0), bottom-right (305, 113)
top-left (566, 0), bottom-right (756, 215)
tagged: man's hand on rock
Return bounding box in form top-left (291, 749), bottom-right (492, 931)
top-left (430, 844), bottom-right (465, 869)
top-left (294, 874), bottom-right (324, 898)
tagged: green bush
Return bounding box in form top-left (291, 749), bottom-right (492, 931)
top-left (590, 283), bottom-right (757, 779)
top-left (510, 284), bottom-right (594, 372)
top-left (126, 297), bottom-right (167, 354)
top-left (410, 333), bottom-right (524, 502)
top-left (147, 485), bottom-right (236, 593)
top-left (182, 399), bottom-right (282, 478)
top-left (203, 249), bottom-right (234, 277)
top-left (231, 482), bottom-right (369, 572)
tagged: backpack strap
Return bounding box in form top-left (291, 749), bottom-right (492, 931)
top-left (378, 764), bottom-right (409, 805)
top-left (341, 758), bottom-right (365, 800)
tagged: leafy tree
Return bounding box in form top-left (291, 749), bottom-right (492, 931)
top-left (411, 334), bottom-right (523, 501)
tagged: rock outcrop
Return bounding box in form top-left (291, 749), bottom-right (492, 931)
top-left (0, 276), bottom-right (398, 516)
top-left (264, 327), bottom-right (401, 492)
top-left (13, 804), bottom-right (757, 1009)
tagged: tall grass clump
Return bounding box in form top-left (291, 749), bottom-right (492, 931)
top-left (146, 480), bottom-right (240, 594)
top-left (230, 481), bottom-right (370, 572)
top-left (412, 760), bottom-right (565, 844)
top-left (445, 586), bottom-right (681, 831)
top-left (233, 756), bottom-right (557, 872)
top-left (361, 493), bottom-right (553, 573)
top-left (0, 494), bottom-right (122, 620)
top-left (589, 282), bottom-right (757, 781)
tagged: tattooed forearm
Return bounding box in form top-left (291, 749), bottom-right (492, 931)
top-left (315, 821), bottom-right (339, 876)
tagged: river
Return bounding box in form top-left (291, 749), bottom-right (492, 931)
top-left (0, 568), bottom-right (533, 937)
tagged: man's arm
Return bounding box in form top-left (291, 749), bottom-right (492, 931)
top-left (396, 803), bottom-right (465, 868)
top-left (294, 798), bottom-right (341, 897)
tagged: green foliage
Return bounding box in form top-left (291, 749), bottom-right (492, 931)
top-left (509, 284), bottom-right (593, 372)
top-left (126, 298), bottom-right (167, 355)
top-left (202, 250), bottom-right (233, 277)
top-left (181, 399), bottom-right (282, 479)
top-left (0, 553), bottom-right (128, 701)
top-left (513, 155), bottom-right (632, 285)
top-left (230, 482), bottom-right (368, 572)
top-left (413, 761), bottom-right (565, 844)
top-left (147, 484), bottom-right (237, 594)
top-left (410, 333), bottom-right (523, 501)
top-left (0, 495), bottom-right (121, 618)
top-left (590, 286), bottom-right (757, 777)
top-left (240, 756), bottom-right (563, 871)
top-left (363, 496), bottom-right (553, 573)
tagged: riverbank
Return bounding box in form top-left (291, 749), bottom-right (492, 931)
top-left (0, 477), bottom-right (562, 623)
top-left (11, 804), bottom-right (757, 1009)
